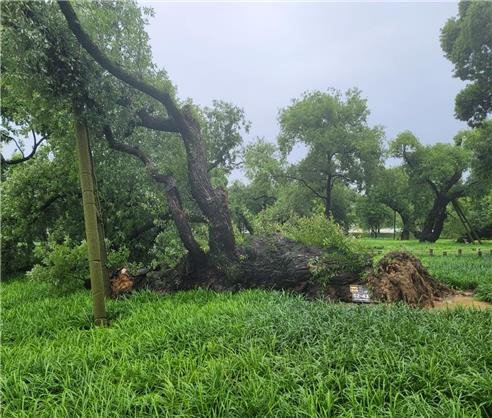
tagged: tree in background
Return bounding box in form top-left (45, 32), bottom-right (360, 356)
top-left (371, 167), bottom-right (420, 240)
top-left (390, 131), bottom-right (471, 242)
top-left (441, 1), bottom-right (492, 126)
top-left (355, 194), bottom-right (392, 238)
top-left (278, 89), bottom-right (384, 220)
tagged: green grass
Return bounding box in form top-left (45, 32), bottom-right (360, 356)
top-left (2, 279), bottom-right (491, 417)
top-left (361, 239), bottom-right (492, 301)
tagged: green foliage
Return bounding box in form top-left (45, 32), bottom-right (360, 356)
top-left (390, 132), bottom-right (470, 192)
top-left (201, 100), bottom-right (251, 175)
top-left (255, 210), bottom-right (369, 277)
top-left (277, 89), bottom-right (384, 218)
top-left (440, 1), bottom-right (492, 125)
top-left (463, 121), bottom-right (492, 191)
top-left (2, 279), bottom-right (491, 417)
top-left (27, 237), bottom-right (134, 294)
top-left (149, 226), bottom-right (187, 269)
top-left (105, 246), bottom-right (131, 271)
top-left (28, 238), bottom-right (89, 294)
top-left (355, 194), bottom-right (393, 234)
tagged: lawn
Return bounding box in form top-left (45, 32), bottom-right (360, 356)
top-left (1, 278), bottom-right (491, 417)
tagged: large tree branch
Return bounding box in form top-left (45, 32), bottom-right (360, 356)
top-left (443, 169), bottom-right (463, 194)
top-left (58, 1), bottom-right (183, 125)
top-left (278, 174), bottom-right (324, 200)
top-left (135, 109), bottom-right (179, 133)
top-left (102, 125), bottom-right (206, 263)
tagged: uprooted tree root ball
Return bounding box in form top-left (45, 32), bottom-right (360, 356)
top-left (365, 252), bottom-right (451, 307)
top-left (110, 241), bottom-right (452, 308)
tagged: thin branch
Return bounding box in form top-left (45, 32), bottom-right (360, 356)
top-left (11, 137), bottom-right (25, 157)
top-left (278, 174), bottom-right (324, 200)
top-left (1, 134), bottom-right (46, 166)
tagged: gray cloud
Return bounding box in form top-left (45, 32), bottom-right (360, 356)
top-left (143, 1), bottom-right (466, 171)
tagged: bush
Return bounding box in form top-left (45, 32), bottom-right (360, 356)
top-left (29, 237), bottom-right (89, 294)
top-left (28, 237), bottom-right (132, 294)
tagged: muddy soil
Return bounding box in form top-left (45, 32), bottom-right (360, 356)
top-left (432, 293), bottom-right (491, 310)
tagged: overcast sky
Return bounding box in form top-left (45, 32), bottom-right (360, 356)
top-left (142, 1), bottom-right (466, 176)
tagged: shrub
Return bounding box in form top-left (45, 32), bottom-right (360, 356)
top-left (29, 237), bottom-right (89, 294)
top-left (28, 237), bottom-right (132, 294)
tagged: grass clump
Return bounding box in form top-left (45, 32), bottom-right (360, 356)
top-left (2, 278), bottom-right (491, 417)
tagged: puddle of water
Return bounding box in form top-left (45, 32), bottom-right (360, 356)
top-left (432, 294), bottom-right (491, 310)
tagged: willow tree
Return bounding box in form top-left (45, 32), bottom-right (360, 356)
top-left (277, 89), bottom-right (384, 220)
top-left (390, 131), bottom-right (470, 242)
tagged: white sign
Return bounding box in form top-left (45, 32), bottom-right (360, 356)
top-left (349, 285), bottom-right (371, 303)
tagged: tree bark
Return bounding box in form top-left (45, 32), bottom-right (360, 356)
top-left (74, 106), bottom-right (107, 326)
top-left (400, 214), bottom-right (414, 240)
top-left (419, 197), bottom-right (448, 242)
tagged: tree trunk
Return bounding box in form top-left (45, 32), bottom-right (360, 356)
top-left (74, 107), bottom-right (107, 326)
top-left (400, 214), bottom-right (412, 240)
top-left (133, 235), bottom-right (366, 301)
top-left (419, 197), bottom-right (448, 242)
top-left (178, 108), bottom-right (237, 264)
top-left (324, 174), bottom-right (333, 219)
top-left (400, 227), bottom-right (410, 240)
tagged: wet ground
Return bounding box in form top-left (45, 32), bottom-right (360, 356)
top-left (432, 293), bottom-right (491, 310)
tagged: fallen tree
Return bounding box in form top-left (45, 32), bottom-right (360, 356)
top-left (58, 2), bottom-right (452, 309)
top-left (110, 244), bottom-right (451, 308)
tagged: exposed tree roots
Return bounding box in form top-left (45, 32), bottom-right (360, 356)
top-left (365, 252), bottom-right (451, 307)
top-left (109, 238), bottom-right (451, 308)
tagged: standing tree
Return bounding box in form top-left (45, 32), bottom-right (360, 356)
top-left (371, 167), bottom-right (419, 240)
top-left (355, 194), bottom-right (392, 238)
top-left (440, 1), bottom-right (492, 126)
top-left (390, 131), bottom-right (470, 242)
top-left (277, 89), bottom-right (384, 220)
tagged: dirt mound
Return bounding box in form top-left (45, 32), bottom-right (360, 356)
top-left (366, 251), bottom-right (451, 307)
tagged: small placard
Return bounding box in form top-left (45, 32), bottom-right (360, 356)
top-left (349, 285), bottom-right (371, 303)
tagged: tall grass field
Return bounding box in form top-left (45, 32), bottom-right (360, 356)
top-left (1, 239), bottom-right (492, 417)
